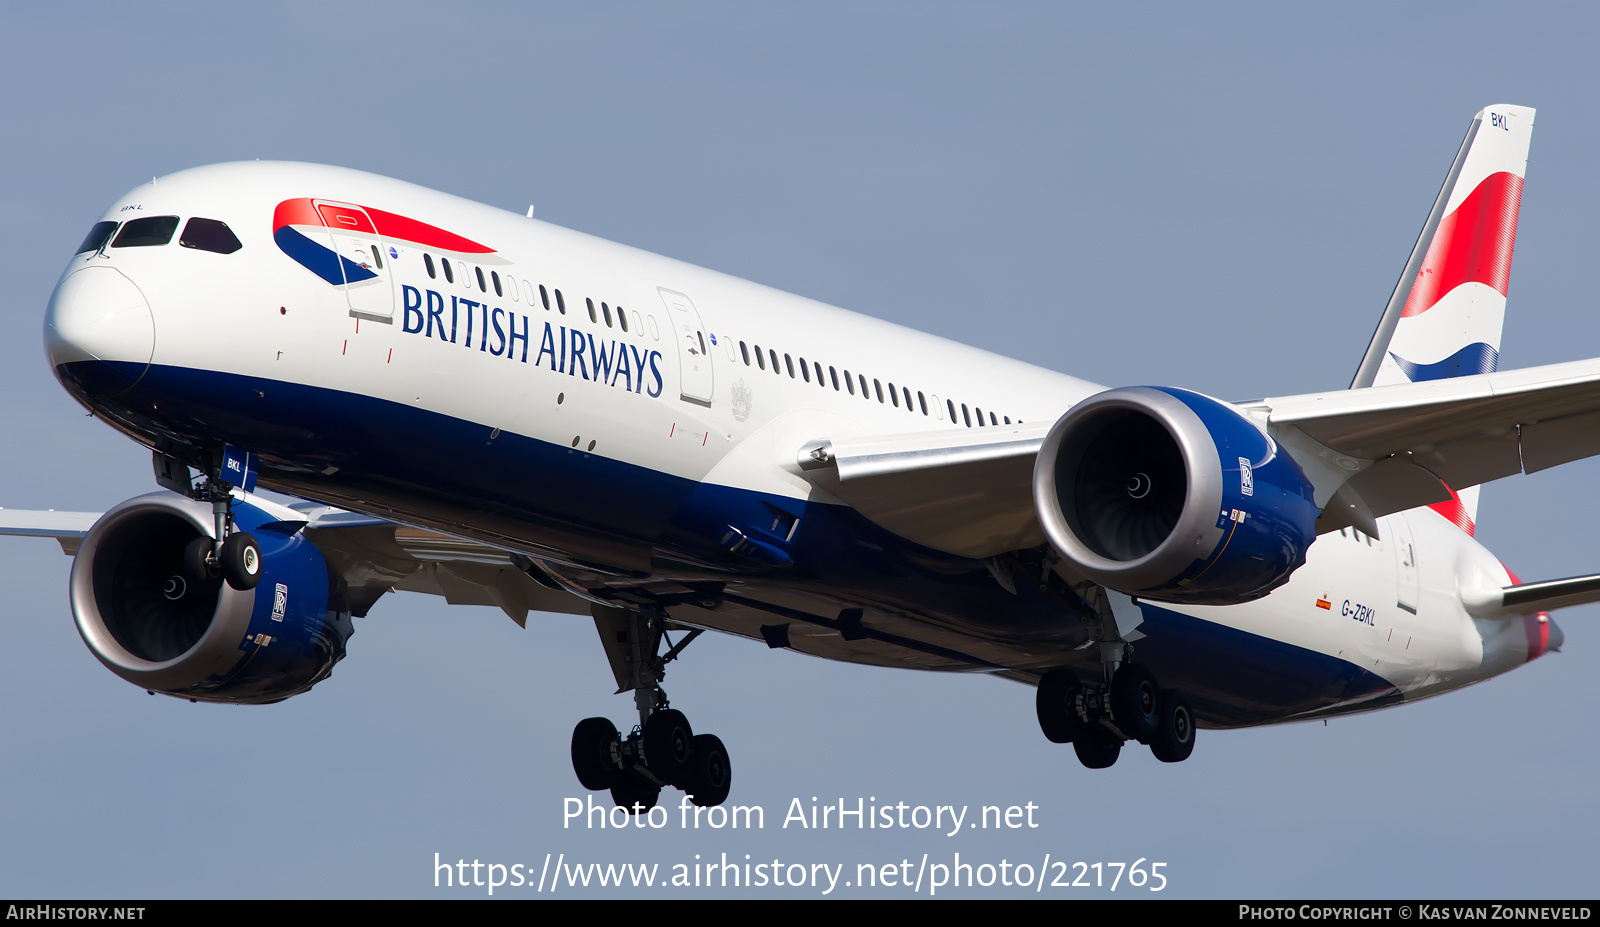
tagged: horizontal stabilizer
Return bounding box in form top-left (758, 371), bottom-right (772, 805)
top-left (1462, 572), bottom-right (1600, 620)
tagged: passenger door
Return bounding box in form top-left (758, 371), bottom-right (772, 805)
top-left (657, 287), bottom-right (713, 406)
top-left (1388, 513), bottom-right (1421, 615)
top-left (314, 200), bottom-right (394, 323)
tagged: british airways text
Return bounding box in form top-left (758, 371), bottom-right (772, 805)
top-left (401, 285), bottom-right (664, 397)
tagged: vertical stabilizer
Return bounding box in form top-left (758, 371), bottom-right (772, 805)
top-left (1350, 104), bottom-right (1535, 533)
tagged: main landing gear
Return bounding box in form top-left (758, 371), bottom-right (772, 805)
top-left (1035, 662), bottom-right (1196, 769)
top-left (570, 605), bottom-right (732, 812)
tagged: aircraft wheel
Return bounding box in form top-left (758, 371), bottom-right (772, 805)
top-left (1109, 663), bottom-right (1160, 743)
top-left (1149, 691), bottom-right (1196, 763)
top-left (687, 734), bottom-right (732, 807)
top-left (571, 717), bottom-right (620, 790)
top-left (183, 536), bottom-right (215, 584)
top-left (1036, 669), bottom-right (1084, 743)
top-left (642, 708), bottom-right (694, 786)
top-left (610, 771), bottom-right (661, 813)
top-left (1072, 725), bottom-right (1123, 769)
top-left (220, 532), bottom-right (262, 590)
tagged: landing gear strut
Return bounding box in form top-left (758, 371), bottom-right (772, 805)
top-left (1034, 580), bottom-right (1198, 768)
top-left (167, 456), bottom-right (262, 592)
top-left (571, 605), bottom-right (732, 811)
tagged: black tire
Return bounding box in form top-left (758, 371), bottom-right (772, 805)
top-left (610, 772), bottom-right (661, 814)
top-left (1109, 663), bottom-right (1161, 744)
top-left (1035, 669), bottom-right (1084, 744)
top-left (1072, 725), bottom-right (1123, 769)
top-left (1149, 691), bottom-right (1197, 763)
top-left (642, 708), bottom-right (694, 786)
top-left (571, 717), bottom-right (620, 790)
top-left (687, 734), bottom-right (732, 807)
top-left (183, 536), bottom-right (216, 584)
top-left (220, 532), bottom-right (263, 590)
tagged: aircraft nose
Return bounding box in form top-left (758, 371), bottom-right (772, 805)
top-left (44, 266), bottom-right (155, 387)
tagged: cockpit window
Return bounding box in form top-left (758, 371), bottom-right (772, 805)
top-left (111, 216), bottom-right (180, 248)
top-left (76, 221), bottom-right (118, 255)
top-left (178, 217), bottom-right (242, 254)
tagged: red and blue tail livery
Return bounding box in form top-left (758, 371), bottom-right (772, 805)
top-left (1351, 105), bottom-right (1536, 537)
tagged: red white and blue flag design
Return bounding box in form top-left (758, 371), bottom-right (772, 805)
top-left (1368, 106), bottom-right (1536, 536)
top-left (272, 197), bottom-right (496, 286)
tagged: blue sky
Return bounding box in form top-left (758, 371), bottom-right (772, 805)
top-left (0, 3), bottom-right (1594, 898)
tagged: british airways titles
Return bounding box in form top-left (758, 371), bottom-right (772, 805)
top-left (401, 284), bottom-right (666, 398)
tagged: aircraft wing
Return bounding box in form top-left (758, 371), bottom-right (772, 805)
top-left (798, 355), bottom-right (1600, 558)
top-left (797, 423), bottom-right (1050, 559)
top-left (1260, 355), bottom-right (1600, 488)
top-left (0, 502), bottom-right (586, 625)
top-left (0, 509), bottom-right (100, 555)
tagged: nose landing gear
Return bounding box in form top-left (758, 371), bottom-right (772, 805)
top-left (158, 448), bottom-right (262, 592)
top-left (571, 604), bottom-right (733, 812)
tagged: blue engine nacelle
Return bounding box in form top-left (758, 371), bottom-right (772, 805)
top-left (69, 493), bottom-right (352, 704)
top-left (1034, 387), bottom-right (1318, 605)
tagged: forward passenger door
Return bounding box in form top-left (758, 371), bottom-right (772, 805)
top-left (314, 200), bottom-right (394, 323)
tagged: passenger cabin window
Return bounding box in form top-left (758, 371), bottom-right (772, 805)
top-left (843, 370), bottom-right (855, 395)
top-left (830, 367), bottom-right (840, 390)
top-left (602, 302), bottom-right (613, 327)
top-left (618, 306), bottom-right (629, 332)
top-left (491, 271), bottom-right (503, 297)
top-left (918, 391), bottom-right (928, 415)
top-left (539, 284), bottom-right (550, 310)
top-left (769, 349), bottom-right (780, 374)
top-left (425, 254), bottom-right (437, 278)
top-left (76, 221), bottom-right (118, 254)
top-left (111, 216), bottom-right (179, 248)
top-left (587, 298), bottom-right (597, 323)
top-left (441, 258), bottom-right (455, 283)
top-left (874, 379), bottom-right (884, 403)
top-left (741, 341), bottom-right (750, 365)
top-left (785, 354), bottom-right (795, 378)
top-left (475, 267), bottom-right (487, 292)
top-left (815, 361), bottom-right (825, 386)
top-left (755, 345), bottom-right (766, 370)
top-left (370, 245), bottom-right (383, 269)
top-left (555, 289), bottom-right (566, 314)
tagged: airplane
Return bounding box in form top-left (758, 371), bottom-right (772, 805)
top-left (6, 102), bottom-right (1592, 812)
